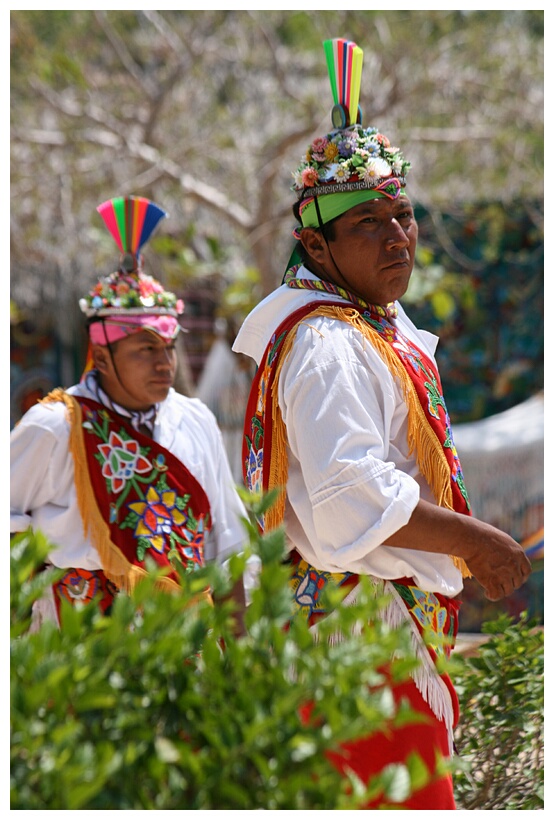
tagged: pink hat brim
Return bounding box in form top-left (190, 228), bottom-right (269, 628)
top-left (89, 315), bottom-right (180, 345)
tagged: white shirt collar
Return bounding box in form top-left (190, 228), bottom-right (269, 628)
top-left (84, 369), bottom-right (158, 436)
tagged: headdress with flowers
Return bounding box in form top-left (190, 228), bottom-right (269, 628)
top-left (79, 196), bottom-right (184, 318)
top-left (291, 39), bottom-right (411, 204)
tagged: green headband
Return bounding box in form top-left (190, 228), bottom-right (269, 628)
top-left (299, 187), bottom-right (407, 229)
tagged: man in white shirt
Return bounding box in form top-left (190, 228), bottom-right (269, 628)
top-left (11, 196), bottom-right (247, 629)
top-left (233, 38), bottom-right (531, 810)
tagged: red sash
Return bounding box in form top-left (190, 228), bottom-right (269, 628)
top-left (44, 390), bottom-right (212, 595)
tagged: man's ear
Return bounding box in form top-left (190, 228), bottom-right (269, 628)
top-left (299, 227), bottom-right (327, 264)
top-left (91, 344), bottom-right (110, 374)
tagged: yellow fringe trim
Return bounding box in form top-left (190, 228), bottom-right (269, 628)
top-left (264, 308), bottom-right (471, 578)
top-left (41, 389), bottom-right (212, 603)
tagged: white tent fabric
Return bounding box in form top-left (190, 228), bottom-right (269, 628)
top-left (452, 393), bottom-right (544, 540)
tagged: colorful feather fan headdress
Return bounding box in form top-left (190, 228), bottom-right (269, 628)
top-left (79, 196), bottom-right (184, 318)
top-left (324, 37), bottom-right (364, 130)
top-left (291, 38), bottom-right (411, 203)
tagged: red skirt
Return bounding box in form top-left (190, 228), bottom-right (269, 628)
top-left (328, 673), bottom-right (457, 809)
top-left (289, 554), bottom-right (460, 809)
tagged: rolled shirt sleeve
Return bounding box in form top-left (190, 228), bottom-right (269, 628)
top-left (202, 414), bottom-right (248, 565)
top-left (279, 316), bottom-right (423, 575)
top-left (10, 400), bottom-right (77, 536)
top-left (10, 401), bottom-right (105, 568)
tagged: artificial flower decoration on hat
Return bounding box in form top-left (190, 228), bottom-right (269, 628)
top-left (291, 39), bottom-right (411, 201)
top-left (79, 196), bottom-right (184, 319)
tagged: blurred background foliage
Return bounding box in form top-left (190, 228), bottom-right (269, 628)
top-left (10, 9), bottom-right (543, 422)
top-left (408, 202), bottom-right (542, 421)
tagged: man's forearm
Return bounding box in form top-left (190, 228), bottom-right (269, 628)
top-left (385, 498), bottom-right (532, 601)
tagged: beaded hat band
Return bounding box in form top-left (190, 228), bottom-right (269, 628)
top-left (88, 315), bottom-right (181, 346)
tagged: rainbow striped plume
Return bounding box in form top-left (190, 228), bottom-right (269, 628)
top-left (96, 196), bottom-right (168, 271)
top-left (323, 38), bottom-right (364, 130)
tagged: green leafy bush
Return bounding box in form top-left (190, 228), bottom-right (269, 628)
top-left (11, 493), bottom-right (429, 810)
top-left (12, 498), bottom-right (543, 810)
top-left (452, 613), bottom-right (544, 810)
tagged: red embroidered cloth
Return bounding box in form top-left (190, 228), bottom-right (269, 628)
top-left (77, 396), bottom-right (212, 588)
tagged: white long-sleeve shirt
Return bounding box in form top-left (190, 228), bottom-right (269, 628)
top-left (10, 383), bottom-right (247, 569)
top-left (233, 267), bottom-right (463, 597)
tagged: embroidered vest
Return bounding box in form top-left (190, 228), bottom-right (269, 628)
top-left (242, 300), bottom-right (471, 578)
top-left (43, 390), bottom-right (212, 600)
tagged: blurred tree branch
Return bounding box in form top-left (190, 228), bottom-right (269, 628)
top-left (11, 9), bottom-right (543, 312)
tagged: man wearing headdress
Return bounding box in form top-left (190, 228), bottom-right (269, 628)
top-left (11, 197), bottom-right (247, 630)
top-left (233, 39), bottom-right (531, 809)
